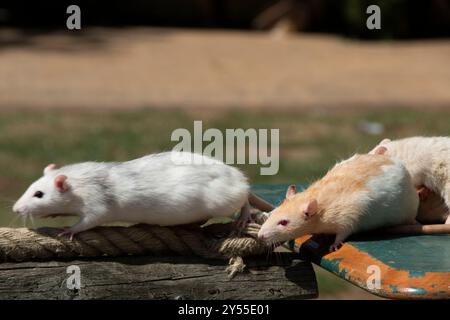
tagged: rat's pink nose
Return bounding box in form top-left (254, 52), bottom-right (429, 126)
top-left (13, 203), bottom-right (23, 215)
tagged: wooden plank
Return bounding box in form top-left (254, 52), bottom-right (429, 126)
top-left (0, 254), bottom-right (317, 300)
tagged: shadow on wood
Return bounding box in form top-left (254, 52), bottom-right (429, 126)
top-left (0, 253), bottom-right (317, 300)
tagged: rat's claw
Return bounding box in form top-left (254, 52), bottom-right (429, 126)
top-left (329, 242), bottom-right (344, 252)
top-left (57, 228), bottom-right (75, 241)
top-left (235, 202), bottom-right (252, 230)
top-left (234, 217), bottom-right (250, 230)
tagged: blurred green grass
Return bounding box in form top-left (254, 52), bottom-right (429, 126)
top-left (2, 107), bottom-right (450, 229)
top-left (1, 107), bottom-right (449, 299)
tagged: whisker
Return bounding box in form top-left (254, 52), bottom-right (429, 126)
top-left (273, 243), bottom-right (281, 264)
top-left (7, 214), bottom-right (20, 228)
top-left (265, 243), bottom-right (272, 262)
top-left (29, 214), bottom-right (36, 229)
top-left (267, 242), bottom-right (277, 262)
top-left (267, 244), bottom-right (273, 260)
top-left (21, 214), bottom-right (27, 228)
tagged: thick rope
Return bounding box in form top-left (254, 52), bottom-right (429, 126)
top-left (0, 217), bottom-right (270, 277)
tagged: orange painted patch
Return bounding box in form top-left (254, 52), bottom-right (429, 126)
top-left (295, 236), bottom-right (450, 299)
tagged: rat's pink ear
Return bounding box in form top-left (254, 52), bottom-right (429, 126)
top-left (44, 163), bottom-right (58, 175)
top-left (54, 175), bottom-right (69, 192)
top-left (303, 199), bottom-right (318, 219)
top-left (373, 146), bottom-right (387, 155)
top-left (286, 185), bottom-right (297, 199)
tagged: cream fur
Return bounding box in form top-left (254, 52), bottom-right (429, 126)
top-left (258, 154), bottom-right (419, 245)
top-left (370, 136), bottom-right (450, 223)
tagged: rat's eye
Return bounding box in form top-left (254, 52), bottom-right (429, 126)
top-left (278, 219), bottom-right (289, 226)
top-left (33, 191), bottom-right (44, 198)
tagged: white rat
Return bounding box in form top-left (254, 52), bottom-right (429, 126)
top-left (13, 151), bottom-right (273, 237)
top-left (369, 136), bottom-right (450, 224)
top-left (258, 154), bottom-right (419, 251)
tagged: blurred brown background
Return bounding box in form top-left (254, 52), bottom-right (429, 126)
top-left (1, 1), bottom-right (449, 111)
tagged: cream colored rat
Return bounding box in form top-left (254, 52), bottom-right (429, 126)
top-left (13, 151), bottom-right (273, 237)
top-left (369, 136), bottom-right (450, 224)
top-left (258, 154), bottom-right (419, 251)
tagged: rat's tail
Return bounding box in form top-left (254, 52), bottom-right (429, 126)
top-left (248, 192), bottom-right (274, 213)
top-left (382, 223), bottom-right (450, 235)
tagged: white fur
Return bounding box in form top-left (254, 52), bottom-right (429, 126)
top-left (13, 152), bottom-right (249, 233)
top-left (356, 159), bottom-right (418, 232)
top-left (370, 136), bottom-right (450, 223)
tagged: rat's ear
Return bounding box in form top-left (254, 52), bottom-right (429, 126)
top-left (286, 185), bottom-right (297, 199)
top-left (373, 146), bottom-right (387, 155)
top-left (44, 163), bottom-right (58, 175)
top-left (54, 175), bottom-right (69, 192)
top-left (369, 138), bottom-right (390, 155)
top-left (303, 199), bottom-right (318, 219)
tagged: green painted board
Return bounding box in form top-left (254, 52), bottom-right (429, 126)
top-left (350, 234), bottom-right (450, 273)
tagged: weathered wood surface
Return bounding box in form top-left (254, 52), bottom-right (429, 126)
top-left (0, 254), bottom-right (317, 300)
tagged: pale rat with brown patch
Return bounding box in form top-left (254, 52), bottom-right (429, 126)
top-left (258, 154), bottom-right (420, 251)
top-left (370, 136), bottom-right (450, 224)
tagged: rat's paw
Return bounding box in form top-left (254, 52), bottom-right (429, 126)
top-left (329, 242), bottom-right (344, 252)
top-left (235, 205), bottom-right (252, 229)
top-left (57, 228), bottom-right (75, 241)
top-left (234, 217), bottom-right (251, 229)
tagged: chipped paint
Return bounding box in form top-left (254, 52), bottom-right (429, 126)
top-left (389, 285), bottom-right (399, 293)
top-left (408, 271), bottom-right (425, 278)
top-left (295, 236), bottom-right (450, 299)
top-left (321, 258), bottom-right (349, 278)
top-left (408, 287), bottom-right (427, 295)
top-left (320, 258), bottom-right (343, 274)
